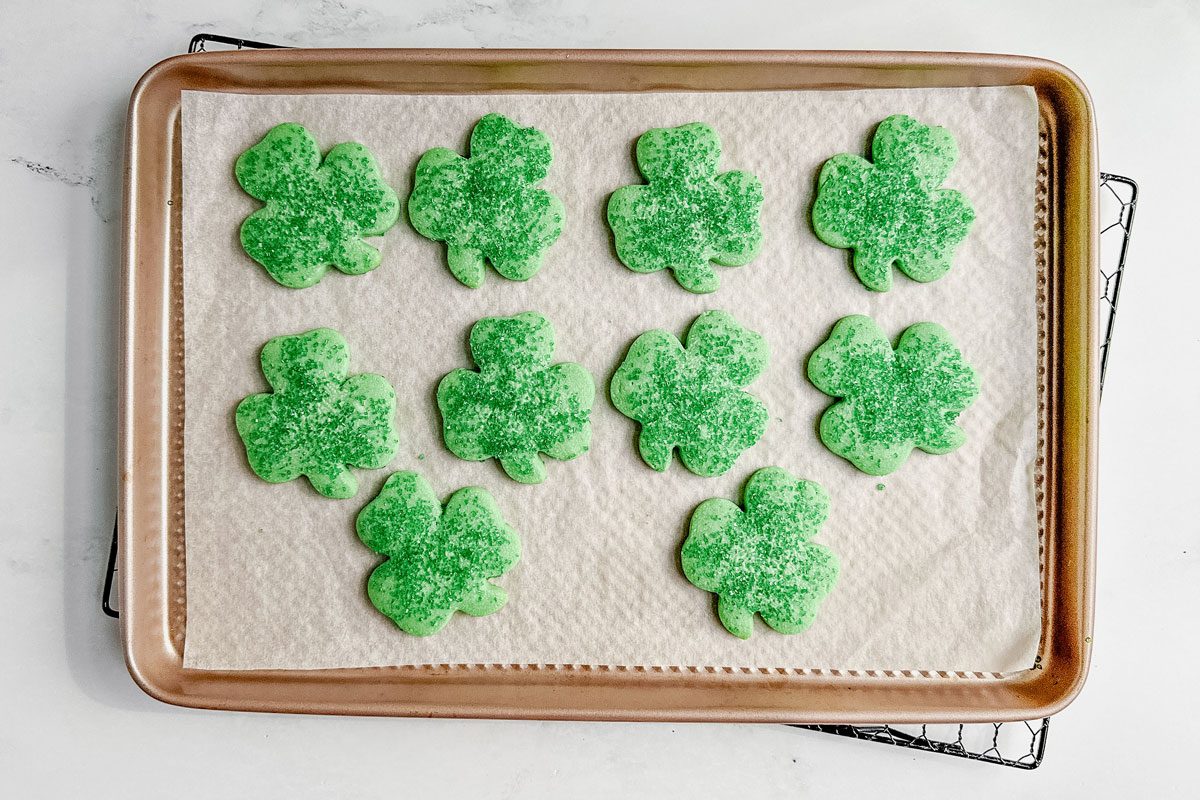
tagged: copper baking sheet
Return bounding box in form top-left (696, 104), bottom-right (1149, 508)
top-left (119, 49), bottom-right (1097, 722)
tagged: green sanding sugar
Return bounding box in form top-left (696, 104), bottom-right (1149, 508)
top-left (610, 310), bottom-right (768, 477)
top-left (235, 123), bottom-right (400, 289)
top-left (607, 122), bottom-right (763, 294)
top-left (235, 328), bottom-right (399, 499)
top-left (811, 114), bottom-right (975, 292)
top-left (356, 471), bottom-right (520, 636)
top-left (876, 483), bottom-right (885, 491)
top-left (437, 312), bottom-right (595, 484)
top-left (408, 113), bottom-right (565, 288)
top-left (807, 315), bottom-right (979, 476)
top-left (681, 467), bottom-right (839, 639)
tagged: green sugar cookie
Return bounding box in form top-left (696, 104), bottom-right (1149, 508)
top-left (607, 122), bottom-right (763, 294)
top-left (408, 114), bottom-right (565, 288)
top-left (811, 114), bottom-right (975, 292)
top-left (236, 123), bottom-right (400, 289)
top-left (807, 315), bottom-right (979, 476)
top-left (437, 312), bottom-right (594, 484)
top-left (681, 467), bottom-right (839, 639)
top-left (610, 310), bottom-right (768, 477)
top-left (356, 471), bottom-right (520, 636)
top-left (235, 328), bottom-right (398, 499)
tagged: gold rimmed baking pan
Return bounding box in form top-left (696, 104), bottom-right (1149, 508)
top-left (119, 49), bottom-right (1096, 721)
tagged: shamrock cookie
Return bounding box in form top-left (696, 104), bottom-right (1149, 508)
top-left (610, 310), bottom-right (768, 477)
top-left (681, 467), bottom-right (839, 639)
top-left (812, 114), bottom-right (975, 292)
top-left (236, 123), bottom-right (400, 288)
top-left (807, 315), bottom-right (979, 476)
top-left (235, 328), bottom-right (398, 499)
top-left (607, 122), bottom-right (763, 294)
top-left (408, 114), bottom-right (565, 288)
top-left (357, 472), bottom-right (520, 636)
top-left (437, 312), bottom-right (594, 484)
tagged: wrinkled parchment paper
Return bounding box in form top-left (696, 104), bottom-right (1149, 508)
top-left (181, 87), bottom-right (1040, 673)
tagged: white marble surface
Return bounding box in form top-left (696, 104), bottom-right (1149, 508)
top-left (1, 0), bottom-right (1196, 796)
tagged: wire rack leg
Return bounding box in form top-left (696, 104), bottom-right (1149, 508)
top-left (102, 515), bottom-right (118, 618)
top-left (1098, 174), bottom-right (1138, 392)
top-left (795, 720), bottom-right (1050, 770)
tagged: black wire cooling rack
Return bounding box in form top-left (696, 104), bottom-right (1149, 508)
top-left (104, 33), bottom-right (1139, 770)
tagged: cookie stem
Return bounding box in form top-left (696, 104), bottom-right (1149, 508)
top-left (459, 582), bottom-right (508, 617)
top-left (500, 452), bottom-right (547, 484)
top-left (308, 467), bottom-right (357, 499)
top-left (447, 246), bottom-right (486, 288)
top-left (335, 237), bottom-right (383, 276)
top-left (852, 248), bottom-right (894, 292)
top-left (717, 596), bottom-right (754, 639)
top-left (672, 260), bottom-right (719, 294)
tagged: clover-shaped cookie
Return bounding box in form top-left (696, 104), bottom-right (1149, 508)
top-left (437, 312), bottom-right (594, 484)
top-left (681, 467), bottom-right (839, 639)
top-left (607, 122), bottom-right (763, 294)
top-left (610, 310), bottom-right (768, 477)
top-left (236, 123), bottom-right (400, 289)
top-left (408, 114), bottom-right (565, 288)
top-left (811, 114), bottom-right (975, 292)
top-left (807, 315), bottom-right (979, 476)
top-left (235, 328), bottom-right (398, 499)
top-left (356, 471), bottom-right (520, 636)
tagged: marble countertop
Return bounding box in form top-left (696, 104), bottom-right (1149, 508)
top-left (2, 0), bottom-right (1196, 796)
